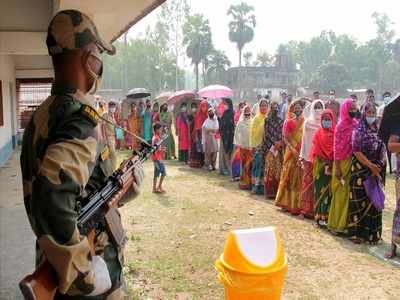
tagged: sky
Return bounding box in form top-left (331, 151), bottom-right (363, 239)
top-left (128, 0), bottom-right (400, 67)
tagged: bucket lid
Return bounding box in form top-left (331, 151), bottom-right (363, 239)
top-left (221, 227), bottom-right (285, 273)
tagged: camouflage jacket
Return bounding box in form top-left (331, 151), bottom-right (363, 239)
top-left (20, 82), bottom-right (124, 299)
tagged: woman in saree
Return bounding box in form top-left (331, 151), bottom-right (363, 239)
top-left (328, 99), bottom-right (359, 234)
top-left (125, 102), bottom-right (143, 151)
top-left (190, 100), bottom-right (208, 168)
top-left (250, 99), bottom-right (269, 194)
top-left (231, 102), bottom-right (246, 180)
top-left (275, 100), bottom-right (305, 214)
top-left (299, 100), bottom-right (324, 218)
top-left (234, 105), bottom-right (253, 190)
top-left (175, 103), bottom-right (190, 163)
top-left (219, 98), bottom-right (235, 176)
top-left (262, 101), bottom-right (284, 199)
top-left (160, 103), bottom-right (176, 160)
top-left (310, 109), bottom-right (336, 227)
top-left (142, 99), bottom-right (153, 144)
top-left (151, 102), bottom-right (160, 124)
top-left (385, 123), bottom-right (400, 258)
top-left (347, 103), bottom-right (386, 244)
top-left (202, 108), bottom-right (219, 171)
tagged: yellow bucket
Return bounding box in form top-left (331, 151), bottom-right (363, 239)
top-left (215, 227), bottom-right (288, 300)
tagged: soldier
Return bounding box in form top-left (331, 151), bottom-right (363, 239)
top-left (20, 10), bottom-right (144, 299)
top-left (102, 101), bottom-right (118, 170)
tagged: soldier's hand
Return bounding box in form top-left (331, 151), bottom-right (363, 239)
top-left (88, 256), bottom-right (112, 296)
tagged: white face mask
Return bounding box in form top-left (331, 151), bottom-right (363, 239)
top-left (181, 107), bottom-right (187, 112)
top-left (383, 96), bottom-right (391, 104)
top-left (109, 107), bottom-right (116, 113)
top-left (87, 53), bottom-right (103, 95)
top-left (366, 116), bottom-right (376, 125)
top-left (329, 95), bottom-right (335, 100)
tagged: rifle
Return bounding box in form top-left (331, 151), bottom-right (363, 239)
top-left (19, 134), bottom-right (168, 300)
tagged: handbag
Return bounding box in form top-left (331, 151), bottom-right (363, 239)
top-left (363, 176), bottom-right (385, 211)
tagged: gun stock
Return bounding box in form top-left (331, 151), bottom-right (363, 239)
top-left (19, 261), bottom-right (57, 300)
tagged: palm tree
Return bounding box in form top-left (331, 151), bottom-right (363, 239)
top-left (227, 2), bottom-right (256, 67)
top-left (255, 51), bottom-right (273, 67)
top-left (183, 14), bottom-right (213, 90)
top-left (243, 51), bottom-right (253, 66)
top-left (206, 50), bottom-right (231, 84)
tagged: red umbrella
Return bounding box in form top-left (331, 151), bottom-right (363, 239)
top-left (167, 90), bottom-right (196, 105)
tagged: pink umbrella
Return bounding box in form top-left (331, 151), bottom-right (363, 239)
top-left (167, 90), bottom-right (196, 105)
top-left (198, 85), bottom-right (233, 99)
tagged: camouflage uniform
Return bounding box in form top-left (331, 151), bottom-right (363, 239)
top-left (20, 10), bottom-right (128, 300)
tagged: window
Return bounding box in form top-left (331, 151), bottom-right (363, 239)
top-left (0, 80), bottom-right (3, 126)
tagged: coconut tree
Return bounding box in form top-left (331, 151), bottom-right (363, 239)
top-left (206, 50), bottom-right (231, 84)
top-left (227, 2), bottom-right (256, 67)
top-left (183, 14), bottom-right (213, 90)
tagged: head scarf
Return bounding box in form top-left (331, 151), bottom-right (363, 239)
top-left (202, 108), bottom-right (219, 144)
top-left (195, 100), bottom-right (209, 130)
top-left (300, 100), bottom-right (325, 161)
top-left (250, 99), bottom-right (269, 147)
top-left (261, 101), bottom-right (284, 152)
top-left (310, 109), bottom-right (336, 161)
top-left (234, 105), bottom-right (252, 148)
top-left (352, 102), bottom-right (385, 165)
top-left (220, 98), bottom-right (235, 154)
top-left (334, 98), bottom-right (358, 161)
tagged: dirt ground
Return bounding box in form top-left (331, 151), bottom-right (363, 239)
top-left (120, 157), bottom-right (400, 300)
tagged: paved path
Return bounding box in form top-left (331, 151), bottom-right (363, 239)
top-left (0, 152), bottom-right (34, 300)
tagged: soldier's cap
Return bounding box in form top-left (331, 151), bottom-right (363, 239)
top-left (46, 9), bottom-right (116, 56)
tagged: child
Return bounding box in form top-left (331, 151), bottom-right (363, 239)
top-left (152, 123), bottom-right (166, 193)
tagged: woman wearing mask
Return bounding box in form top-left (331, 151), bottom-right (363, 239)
top-left (275, 100), bottom-right (305, 214)
top-left (151, 102), bottom-right (160, 124)
top-left (219, 98), bottom-right (235, 176)
top-left (299, 100), bottom-right (325, 218)
top-left (202, 108), bottom-right (219, 171)
top-left (176, 103), bottom-right (190, 163)
top-left (190, 100), bottom-right (208, 168)
top-left (347, 103), bottom-right (386, 244)
top-left (310, 109), bottom-right (336, 227)
top-left (125, 102), bottom-right (143, 151)
top-left (234, 105), bottom-right (253, 190)
top-left (160, 103), bottom-right (176, 160)
top-left (250, 99), bottom-right (269, 194)
top-left (262, 101), bottom-right (284, 199)
top-left (142, 99), bottom-right (153, 144)
top-left (328, 99), bottom-right (359, 234)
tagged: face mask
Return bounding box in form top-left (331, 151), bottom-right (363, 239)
top-left (109, 107), bottom-right (116, 113)
top-left (383, 96), bottom-right (391, 104)
top-left (181, 107), bottom-right (187, 112)
top-left (294, 110), bottom-right (302, 117)
top-left (208, 113), bottom-right (215, 118)
top-left (87, 53), bottom-right (103, 95)
top-left (366, 117), bottom-right (376, 125)
top-left (322, 120), bottom-right (332, 129)
top-left (192, 108), bottom-right (197, 113)
top-left (349, 111), bottom-right (361, 119)
top-left (329, 95), bottom-right (335, 100)
top-left (244, 113), bottom-right (251, 118)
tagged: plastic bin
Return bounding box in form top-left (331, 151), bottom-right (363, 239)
top-left (215, 227), bottom-right (288, 299)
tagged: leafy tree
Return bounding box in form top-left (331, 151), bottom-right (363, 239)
top-left (255, 51), bottom-right (273, 67)
top-left (183, 14), bottom-right (213, 90)
top-left (206, 50), bottom-right (231, 84)
top-left (243, 51), bottom-right (253, 66)
top-left (314, 62), bottom-right (350, 94)
top-left (393, 39), bottom-right (400, 63)
top-left (227, 2), bottom-right (256, 67)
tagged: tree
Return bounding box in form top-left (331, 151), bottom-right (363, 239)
top-left (243, 51), bottom-right (253, 66)
top-left (183, 14), bottom-right (213, 90)
top-left (393, 39), bottom-right (400, 63)
top-left (206, 50), bottom-right (231, 84)
top-left (227, 2), bottom-right (256, 67)
top-left (314, 62), bottom-right (350, 95)
top-left (255, 50), bottom-right (273, 67)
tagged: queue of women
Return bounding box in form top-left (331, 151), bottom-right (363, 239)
top-left (100, 93), bottom-right (400, 259)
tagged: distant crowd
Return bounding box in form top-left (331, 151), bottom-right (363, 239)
top-left (97, 88), bottom-right (400, 259)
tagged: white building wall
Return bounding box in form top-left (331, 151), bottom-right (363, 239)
top-left (0, 54), bottom-right (17, 166)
